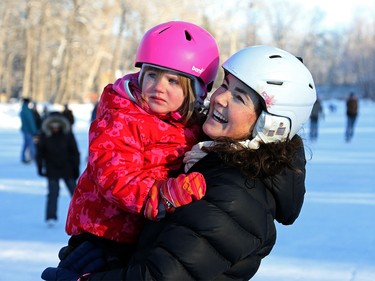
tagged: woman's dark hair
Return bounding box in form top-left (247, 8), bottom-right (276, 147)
top-left (204, 135), bottom-right (304, 178)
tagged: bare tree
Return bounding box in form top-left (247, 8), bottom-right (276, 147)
top-left (22, 1), bottom-right (35, 100)
top-left (345, 17), bottom-right (375, 98)
top-left (1, 0), bottom-right (375, 103)
top-left (262, 0), bottom-right (303, 49)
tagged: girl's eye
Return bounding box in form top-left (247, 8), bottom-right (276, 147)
top-left (146, 72), bottom-right (157, 79)
top-left (168, 78), bottom-right (179, 84)
top-left (166, 74), bottom-right (180, 85)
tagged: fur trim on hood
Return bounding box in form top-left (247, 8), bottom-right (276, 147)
top-left (41, 112), bottom-right (71, 137)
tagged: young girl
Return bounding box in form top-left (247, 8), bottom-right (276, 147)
top-left (64, 21), bottom-right (219, 266)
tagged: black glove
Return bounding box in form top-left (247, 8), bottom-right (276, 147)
top-left (41, 241), bottom-right (106, 281)
top-left (38, 166), bottom-right (46, 177)
top-left (58, 245), bottom-right (74, 260)
top-left (41, 267), bottom-right (80, 281)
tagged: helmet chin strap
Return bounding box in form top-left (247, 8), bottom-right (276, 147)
top-left (192, 77), bottom-right (206, 106)
top-left (244, 111), bottom-right (291, 149)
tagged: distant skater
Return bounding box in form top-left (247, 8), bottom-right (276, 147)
top-left (309, 97), bottom-right (323, 141)
top-left (19, 98), bottom-right (38, 163)
top-left (345, 92), bottom-right (358, 142)
top-left (62, 104), bottom-right (75, 128)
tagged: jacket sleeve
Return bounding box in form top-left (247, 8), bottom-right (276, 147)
top-left (86, 108), bottom-right (163, 214)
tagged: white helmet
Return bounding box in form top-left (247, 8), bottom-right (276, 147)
top-left (222, 45), bottom-right (316, 144)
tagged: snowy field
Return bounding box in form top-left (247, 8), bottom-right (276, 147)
top-left (0, 99), bottom-right (374, 281)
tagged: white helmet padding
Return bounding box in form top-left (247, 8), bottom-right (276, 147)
top-left (253, 111), bottom-right (291, 142)
top-left (222, 45), bottom-right (317, 142)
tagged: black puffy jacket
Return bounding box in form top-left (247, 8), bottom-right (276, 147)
top-left (36, 113), bottom-right (80, 179)
top-left (87, 142), bottom-right (306, 281)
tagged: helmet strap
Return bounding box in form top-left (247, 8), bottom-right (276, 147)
top-left (191, 77), bottom-right (206, 106)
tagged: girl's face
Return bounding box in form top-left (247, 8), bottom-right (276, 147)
top-left (203, 73), bottom-right (261, 140)
top-left (141, 69), bottom-right (185, 115)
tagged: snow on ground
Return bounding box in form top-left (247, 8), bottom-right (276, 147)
top-left (0, 99), bottom-right (374, 281)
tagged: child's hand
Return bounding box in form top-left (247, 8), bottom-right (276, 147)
top-left (160, 172), bottom-right (206, 210)
top-left (144, 172), bottom-right (206, 220)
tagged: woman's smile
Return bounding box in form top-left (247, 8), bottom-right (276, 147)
top-left (212, 110), bottom-right (228, 123)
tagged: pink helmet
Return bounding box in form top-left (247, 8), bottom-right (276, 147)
top-left (135, 21), bottom-right (220, 99)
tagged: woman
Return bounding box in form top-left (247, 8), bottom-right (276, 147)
top-left (42, 45), bottom-right (316, 281)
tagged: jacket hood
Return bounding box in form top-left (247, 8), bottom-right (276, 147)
top-left (41, 112), bottom-right (70, 137)
top-left (189, 143), bottom-right (306, 226)
top-left (111, 72), bottom-right (183, 122)
top-left (262, 142), bottom-right (306, 225)
top-left (112, 72), bottom-right (141, 102)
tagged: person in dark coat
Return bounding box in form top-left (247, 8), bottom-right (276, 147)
top-left (31, 102), bottom-right (43, 132)
top-left (42, 45), bottom-right (316, 280)
top-left (309, 97), bottom-right (324, 141)
top-left (62, 104), bottom-right (75, 127)
top-left (345, 92), bottom-right (359, 142)
top-left (36, 112), bottom-right (80, 227)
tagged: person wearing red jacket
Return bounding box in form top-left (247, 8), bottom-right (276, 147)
top-left (64, 21), bottom-right (219, 267)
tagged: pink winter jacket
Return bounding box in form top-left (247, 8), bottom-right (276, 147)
top-left (65, 73), bottom-right (201, 243)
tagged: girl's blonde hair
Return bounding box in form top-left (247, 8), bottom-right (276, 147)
top-left (139, 65), bottom-right (197, 125)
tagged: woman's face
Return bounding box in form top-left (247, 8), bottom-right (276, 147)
top-left (203, 73), bottom-right (261, 140)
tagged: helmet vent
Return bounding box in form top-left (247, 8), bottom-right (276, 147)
top-left (309, 83), bottom-right (314, 89)
top-left (267, 81), bottom-right (283, 86)
top-left (269, 55), bottom-right (282, 59)
top-left (158, 27), bottom-right (171, 34)
top-left (184, 30), bottom-right (192, 41)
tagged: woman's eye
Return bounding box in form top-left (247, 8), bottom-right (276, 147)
top-left (220, 83), bottom-right (228, 90)
top-left (235, 94), bottom-right (246, 104)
